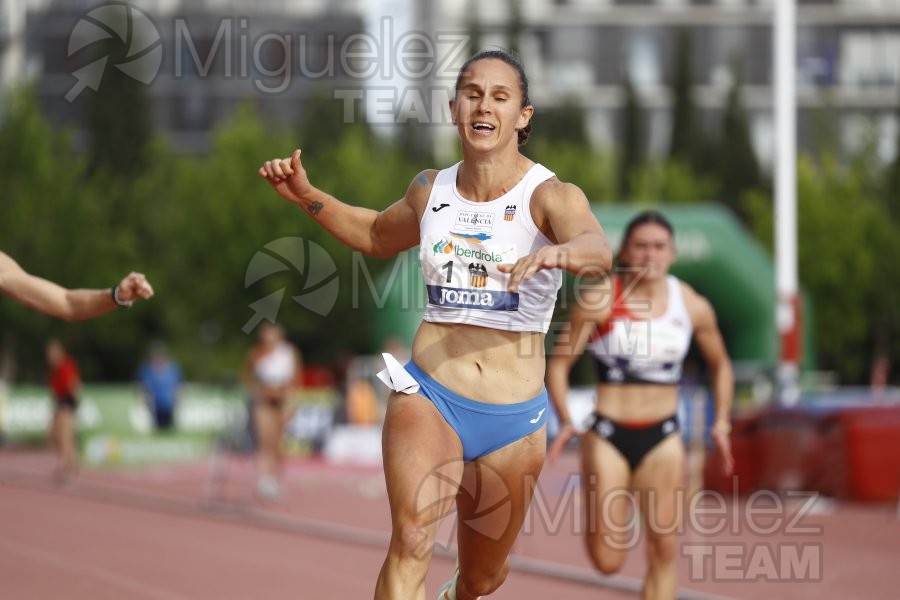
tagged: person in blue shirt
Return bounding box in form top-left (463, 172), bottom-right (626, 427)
top-left (137, 342), bottom-right (182, 431)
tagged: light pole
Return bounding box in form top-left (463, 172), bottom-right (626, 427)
top-left (774, 0), bottom-right (801, 406)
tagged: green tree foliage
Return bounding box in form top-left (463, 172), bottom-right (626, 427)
top-left (886, 108), bottom-right (900, 221)
top-left (667, 47), bottom-right (766, 217)
top-left (298, 88), bottom-right (369, 150)
top-left (666, 30), bottom-right (720, 188)
top-left (619, 74), bottom-right (644, 199)
top-left (506, 0), bottom-right (523, 57)
top-left (524, 140), bottom-right (617, 203)
top-left (628, 159), bottom-right (718, 205)
top-left (807, 101), bottom-right (841, 158)
top-left (84, 32), bottom-right (153, 177)
top-left (668, 29), bottom-right (695, 163)
top-left (744, 154), bottom-right (898, 382)
top-left (465, 0), bottom-right (481, 57)
top-left (716, 67), bottom-right (764, 219)
top-left (873, 111), bottom-right (900, 362)
top-left (533, 99), bottom-right (590, 148)
top-left (524, 96), bottom-right (616, 204)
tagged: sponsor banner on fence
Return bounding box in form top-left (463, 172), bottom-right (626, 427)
top-left (0, 384), bottom-right (339, 466)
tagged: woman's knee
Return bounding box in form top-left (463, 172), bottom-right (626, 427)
top-left (459, 560), bottom-right (510, 596)
top-left (389, 516), bottom-right (441, 561)
top-left (585, 538), bottom-right (627, 575)
top-left (646, 532), bottom-right (678, 566)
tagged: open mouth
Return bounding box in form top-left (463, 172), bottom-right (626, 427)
top-left (471, 122), bottom-right (496, 134)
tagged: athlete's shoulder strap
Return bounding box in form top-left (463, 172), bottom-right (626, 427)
top-left (422, 162), bottom-right (461, 215)
top-left (432, 161), bottom-right (460, 190)
top-left (521, 163), bottom-right (555, 203)
top-left (516, 163), bottom-right (556, 240)
top-left (666, 275), bottom-right (692, 323)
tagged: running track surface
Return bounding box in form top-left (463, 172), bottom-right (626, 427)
top-left (1, 450), bottom-right (898, 599)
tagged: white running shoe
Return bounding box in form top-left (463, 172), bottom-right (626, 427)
top-left (256, 475), bottom-right (280, 500)
top-left (436, 564), bottom-right (480, 600)
top-left (436, 570), bottom-right (458, 600)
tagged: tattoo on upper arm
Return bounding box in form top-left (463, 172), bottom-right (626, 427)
top-left (307, 201), bottom-right (324, 216)
top-left (416, 173), bottom-right (428, 186)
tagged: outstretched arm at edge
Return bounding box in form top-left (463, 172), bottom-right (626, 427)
top-left (0, 252), bottom-right (154, 321)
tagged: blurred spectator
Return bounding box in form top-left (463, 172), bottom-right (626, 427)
top-left (345, 376), bottom-right (379, 426)
top-left (0, 379), bottom-right (6, 448)
top-left (871, 355), bottom-right (891, 403)
top-left (46, 339), bottom-right (80, 482)
top-left (0, 342), bottom-right (12, 447)
top-left (241, 322), bottom-right (302, 500)
top-left (137, 342), bottom-right (183, 432)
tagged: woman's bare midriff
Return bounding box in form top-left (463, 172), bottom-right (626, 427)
top-left (594, 383), bottom-right (679, 422)
top-left (410, 320), bottom-right (546, 404)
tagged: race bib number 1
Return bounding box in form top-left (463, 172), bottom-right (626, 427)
top-left (423, 235), bottom-right (520, 311)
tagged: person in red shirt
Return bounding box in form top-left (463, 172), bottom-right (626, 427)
top-left (46, 339), bottom-right (81, 481)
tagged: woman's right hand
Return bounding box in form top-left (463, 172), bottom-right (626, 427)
top-left (259, 149), bottom-right (313, 204)
top-left (547, 423), bottom-right (580, 464)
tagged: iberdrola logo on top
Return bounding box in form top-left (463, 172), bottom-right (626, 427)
top-left (432, 239), bottom-right (504, 263)
top-left (433, 239), bottom-right (454, 255)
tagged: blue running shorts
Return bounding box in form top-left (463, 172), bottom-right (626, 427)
top-left (403, 361), bottom-right (548, 461)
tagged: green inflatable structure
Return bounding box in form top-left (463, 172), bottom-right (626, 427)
top-left (369, 203), bottom-right (811, 373)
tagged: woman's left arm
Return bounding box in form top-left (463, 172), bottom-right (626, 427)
top-left (688, 286), bottom-right (735, 476)
top-left (499, 181), bottom-right (612, 291)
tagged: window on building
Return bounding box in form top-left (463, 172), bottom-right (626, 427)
top-left (628, 30), bottom-right (661, 88)
top-left (840, 32), bottom-right (900, 87)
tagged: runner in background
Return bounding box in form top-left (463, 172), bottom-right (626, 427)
top-left (241, 322), bottom-right (302, 500)
top-left (46, 339), bottom-right (81, 483)
top-left (547, 210), bottom-right (734, 600)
